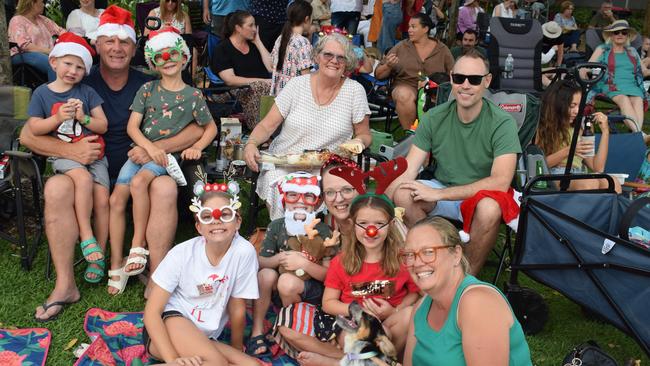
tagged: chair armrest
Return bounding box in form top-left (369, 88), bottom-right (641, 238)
top-left (623, 181), bottom-right (650, 190)
top-left (4, 150), bottom-right (33, 159)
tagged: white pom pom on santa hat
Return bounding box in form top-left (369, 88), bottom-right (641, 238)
top-left (144, 26), bottom-right (191, 69)
top-left (49, 32), bottom-right (96, 75)
top-left (458, 189), bottom-right (521, 243)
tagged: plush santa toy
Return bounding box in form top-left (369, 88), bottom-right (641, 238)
top-left (459, 188), bottom-right (522, 243)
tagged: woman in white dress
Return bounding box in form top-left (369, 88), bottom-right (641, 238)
top-left (244, 33), bottom-right (372, 219)
top-left (492, 0), bottom-right (516, 18)
top-left (66, 0), bottom-right (104, 42)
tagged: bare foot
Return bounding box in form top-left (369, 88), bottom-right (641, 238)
top-left (297, 352), bottom-right (339, 366)
top-left (34, 289), bottom-right (81, 321)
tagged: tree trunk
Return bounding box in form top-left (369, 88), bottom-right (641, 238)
top-left (0, 4), bottom-right (12, 85)
top-left (644, 0), bottom-right (650, 35)
top-left (447, 0), bottom-right (460, 47)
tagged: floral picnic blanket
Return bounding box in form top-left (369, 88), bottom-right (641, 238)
top-left (75, 307), bottom-right (298, 366)
top-left (0, 328), bottom-right (51, 366)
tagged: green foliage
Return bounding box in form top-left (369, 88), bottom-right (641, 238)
top-left (572, 7), bottom-right (592, 28)
top-left (45, 0), bottom-right (64, 27)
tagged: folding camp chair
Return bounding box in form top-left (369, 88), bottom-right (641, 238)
top-left (0, 86), bottom-right (45, 271)
top-left (487, 17), bottom-right (544, 93)
top-left (10, 43), bottom-right (48, 91)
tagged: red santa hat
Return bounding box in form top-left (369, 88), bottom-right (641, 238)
top-left (458, 188), bottom-right (521, 243)
top-left (49, 32), bottom-right (96, 75)
top-left (144, 26), bottom-right (191, 69)
top-left (276, 172), bottom-right (321, 207)
top-left (96, 5), bottom-right (136, 43)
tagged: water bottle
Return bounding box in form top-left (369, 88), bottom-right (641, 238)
top-left (581, 116), bottom-right (596, 158)
top-left (533, 159), bottom-right (547, 189)
top-left (503, 53), bottom-right (514, 79)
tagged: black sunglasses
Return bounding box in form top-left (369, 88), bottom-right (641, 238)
top-left (165, 0), bottom-right (178, 3)
top-left (612, 30), bottom-right (628, 36)
top-left (451, 73), bottom-right (489, 85)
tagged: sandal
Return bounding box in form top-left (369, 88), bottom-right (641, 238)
top-left (34, 298), bottom-right (79, 323)
top-left (124, 247), bottom-right (149, 276)
top-left (84, 260), bottom-right (106, 284)
top-left (107, 266), bottom-right (129, 295)
top-left (80, 237), bottom-right (103, 263)
top-left (246, 334), bottom-right (272, 358)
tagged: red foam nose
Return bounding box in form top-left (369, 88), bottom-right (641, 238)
top-left (162, 52), bottom-right (170, 61)
top-left (212, 208), bottom-right (222, 220)
top-left (366, 225), bottom-right (378, 237)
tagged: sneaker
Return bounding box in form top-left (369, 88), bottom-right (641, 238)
top-left (166, 154), bottom-right (187, 186)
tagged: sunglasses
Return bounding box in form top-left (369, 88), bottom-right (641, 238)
top-left (612, 30), bottom-right (629, 36)
top-left (197, 205), bottom-right (237, 224)
top-left (321, 51), bottom-right (347, 64)
top-left (165, 0), bottom-right (178, 3)
top-left (399, 245), bottom-right (456, 266)
top-left (284, 192), bottom-right (320, 206)
top-left (450, 73), bottom-right (489, 85)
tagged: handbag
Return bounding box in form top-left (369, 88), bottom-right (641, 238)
top-left (562, 341), bottom-right (618, 366)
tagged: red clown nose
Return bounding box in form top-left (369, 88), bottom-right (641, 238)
top-left (211, 208), bottom-right (222, 221)
top-left (162, 52), bottom-right (170, 61)
top-left (365, 225), bottom-right (378, 237)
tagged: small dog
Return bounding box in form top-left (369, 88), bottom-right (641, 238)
top-left (336, 302), bottom-right (400, 366)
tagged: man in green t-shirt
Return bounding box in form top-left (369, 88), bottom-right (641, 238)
top-left (450, 30), bottom-right (488, 60)
top-left (389, 49), bottom-right (521, 274)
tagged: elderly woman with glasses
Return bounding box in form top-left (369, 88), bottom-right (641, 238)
top-left (402, 217), bottom-right (532, 366)
top-left (588, 20), bottom-right (650, 133)
top-left (244, 33), bottom-right (372, 220)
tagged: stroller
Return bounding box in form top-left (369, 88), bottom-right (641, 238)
top-left (505, 64), bottom-right (650, 356)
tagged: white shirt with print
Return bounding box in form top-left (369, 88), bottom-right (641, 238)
top-left (152, 234), bottom-right (259, 339)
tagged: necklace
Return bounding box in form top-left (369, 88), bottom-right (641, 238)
top-left (313, 74), bottom-right (342, 110)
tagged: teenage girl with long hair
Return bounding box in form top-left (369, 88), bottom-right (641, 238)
top-left (270, 0), bottom-right (313, 96)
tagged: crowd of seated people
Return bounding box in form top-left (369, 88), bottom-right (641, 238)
top-left (6, 0), bottom-right (650, 365)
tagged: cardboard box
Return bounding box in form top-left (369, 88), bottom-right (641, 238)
top-left (220, 117), bottom-right (242, 141)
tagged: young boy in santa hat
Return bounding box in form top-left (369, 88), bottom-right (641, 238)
top-left (107, 26), bottom-right (217, 295)
top-left (27, 32), bottom-right (110, 284)
top-left (248, 172), bottom-right (339, 359)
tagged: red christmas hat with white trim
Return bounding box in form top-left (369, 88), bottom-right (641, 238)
top-left (276, 171), bottom-right (321, 207)
top-left (144, 26), bottom-right (191, 69)
top-left (49, 32), bottom-right (96, 75)
top-left (96, 5), bottom-right (136, 43)
top-left (458, 188), bottom-right (521, 243)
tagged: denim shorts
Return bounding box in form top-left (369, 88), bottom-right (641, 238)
top-left (418, 179), bottom-right (464, 222)
top-left (115, 158), bottom-right (168, 185)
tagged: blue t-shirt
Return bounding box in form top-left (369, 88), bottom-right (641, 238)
top-left (211, 0), bottom-right (249, 16)
top-left (28, 83), bottom-right (104, 142)
top-left (83, 66), bottom-right (153, 180)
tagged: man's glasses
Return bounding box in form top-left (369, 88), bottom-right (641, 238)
top-left (399, 245), bottom-right (456, 266)
top-left (612, 30), bottom-right (629, 36)
top-left (451, 73), bottom-right (489, 86)
top-left (321, 51), bottom-right (347, 64)
top-left (323, 187), bottom-right (356, 201)
top-left (284, 192), bottom-right (319, 206)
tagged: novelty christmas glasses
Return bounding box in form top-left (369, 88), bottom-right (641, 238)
top-left (189, 181), bottom-right (242, 224)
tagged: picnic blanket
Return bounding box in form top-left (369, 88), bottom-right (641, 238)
top-left (75, 307), bottom-right (298, 366)
top-left (0, 327), bottom-right (51, 366)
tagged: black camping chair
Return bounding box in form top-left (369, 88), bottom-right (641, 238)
top-left (0, 86), bottom-right (45, 270)
top-left (9, 43), bottom-right (48, 91)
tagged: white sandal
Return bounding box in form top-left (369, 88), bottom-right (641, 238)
top-left (107, 267), bottom-right (128, 295)
top-left (124, 247), bottom-right (149, 276)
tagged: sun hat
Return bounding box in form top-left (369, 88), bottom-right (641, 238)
top-left (602, 20), bottom-right (637, 42)
top-left (464, 0), bottom-right (475, 6)
top-left (542, 21), bottom-right (562, 39)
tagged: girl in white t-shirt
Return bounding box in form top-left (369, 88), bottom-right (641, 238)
top-left (143, 188), bottom-right (261, 366)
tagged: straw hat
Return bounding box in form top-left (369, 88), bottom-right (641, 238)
top-left (464, 0), bottom-right (475, 6)
top-left (602, 20), bottom-right (637, 42)
top-left (542, 21), bottom-right (562, 39)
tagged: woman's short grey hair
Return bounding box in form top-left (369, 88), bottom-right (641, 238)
top-left (313, 33), bottom-right (358, 74)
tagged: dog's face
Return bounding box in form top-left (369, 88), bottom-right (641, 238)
top-left (337, 302), bottom-right (397, 366)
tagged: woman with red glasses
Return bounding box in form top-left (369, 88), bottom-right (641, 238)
top-left (588, 20), bottom-right (650, 134)
top-left (402, 217), bottom-right (532, 366)
top-left (144, 0), bottom-right (191, 36)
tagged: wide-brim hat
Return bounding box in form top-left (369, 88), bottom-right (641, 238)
top-left (602, 20), bottom-right (637, 42)
top-left (542, 21), bottom-right (562, 39)
top-left (464, 0), bottom-right (475, 6)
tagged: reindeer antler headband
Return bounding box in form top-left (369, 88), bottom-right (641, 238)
top-left (329, 157), bottom-right (408, 212)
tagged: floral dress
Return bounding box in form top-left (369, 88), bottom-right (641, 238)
top-left (270, 33), bottom-right (313, 96)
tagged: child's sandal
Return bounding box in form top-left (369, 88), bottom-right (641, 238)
top-left (107, 267), bottom-right (129, 295)
top-left (124, 247), bottom-right (149, 277)
top-left (80, 237), bottom-right (103, 263)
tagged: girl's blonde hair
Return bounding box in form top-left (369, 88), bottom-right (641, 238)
top-left (16, 0), bottom-right (38, 16)
top-left (412, 216), bottom-right (471, 274)
top-left (159, 0), bottom-right (185, 26)
top-left (342, 196), bottom-right (402, 277)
